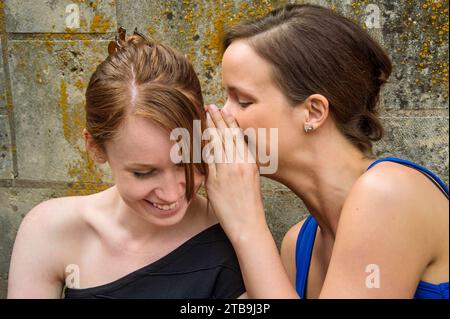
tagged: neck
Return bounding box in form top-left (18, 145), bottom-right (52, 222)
top-left (268, 133), bottom-right (374, 239)
top-left (109, 186), bottom-right (200, 243)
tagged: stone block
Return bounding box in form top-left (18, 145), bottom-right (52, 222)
top-left (4, 0), bottom-right (117, 33)
top-left (8, 39), bottom-right (112, 186)
top-left (0, 115), bottom-right (13, 179)
top-left (375, 114), bottom-right (449, 186)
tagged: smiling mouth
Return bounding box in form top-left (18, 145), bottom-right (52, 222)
top-left (146, 199), bottom-right (180, 211)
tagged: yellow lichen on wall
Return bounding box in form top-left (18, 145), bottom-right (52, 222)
top-left (393, 0), bottom-right (449, 98)
top-left (341, 0), bottom-right (449, 101)
top-left (414, 0), bottom-right (449, 97)
top-left (43, 34), bottom-right (55, 53)
top-left (121, 1), bottom-right (290, 118)
top-left (74, 78), bottom-right (84, 91)
top-left (153, 0), bottom-right (282, 103)
top-left (55, 2), bottom-right (113, 194)
top-left (90, 14), bottom-right (112, 33)
top-left (59, 79), bottom-right (109, 196)
top-left (59, 80), bottom-right (71, 142)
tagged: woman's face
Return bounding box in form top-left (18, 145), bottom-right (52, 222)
top-left (105, 116), bottom-right (203, 227)
top-left (221, 40), bottom-right (299, 170)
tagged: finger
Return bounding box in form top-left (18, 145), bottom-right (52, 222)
top-left (206, 111), bottom-right (222, 142)
top-left (221, 108), bottom-right (247, 161)
top-left (205, 149), bottom-right (217, 179)
top-left (220, 108), bottom-right (239, 129)
top-left (205, 112), bottom-right (226, 165)
top-left (210, 105), bottom-right (244, 163)
top-left (210, 109), bottom-right (239, 164)
top-left (208, 104), bottom-right (228, 131)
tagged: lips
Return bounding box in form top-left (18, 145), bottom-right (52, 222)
top-left (145, 199), bottom-right (180, 211)
top-left (151, 201), bottom-right (178, 211)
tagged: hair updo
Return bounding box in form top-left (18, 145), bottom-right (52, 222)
top-left (224, 4), bottom-right (392, 156)
top-left (85, 27), bottom-right (208, 200)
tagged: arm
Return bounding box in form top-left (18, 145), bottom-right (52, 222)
top-left (319, 171), bottom-right (432, 298)
top-left (205, 105), bottom-right (298, 298)
top-left (7, 201), bottom-right (65, 298)
top-left (232, 224), bottom-right (299, 298)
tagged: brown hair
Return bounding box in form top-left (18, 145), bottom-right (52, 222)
top-left (85, 28), bottom-right (207, 200)
top-left (224, 4), bottom-right (392, 156)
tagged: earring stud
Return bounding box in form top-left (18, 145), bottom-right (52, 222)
top-left (304, 124), bottom-right (314, 133)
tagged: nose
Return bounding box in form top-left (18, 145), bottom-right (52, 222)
top-left (154, 170), bottom-right (185, 203)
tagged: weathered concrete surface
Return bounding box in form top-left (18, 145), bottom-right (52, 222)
top-left (117, 0), bottom-right (291, 105)
top-left (0, 114), bottom-right (12, 179)
top-left (0, 0), bottom-right (448, 298)
top-left (376, 113), bottom-right (449, 186)
top-left (4, 0), bottom-right (117, 33)
top-left (376, 0), bottom-right (448, 110)
top-left (0, 41), bottom-right (6, 109)
top-left (8, 39), bottom-right (113, 185)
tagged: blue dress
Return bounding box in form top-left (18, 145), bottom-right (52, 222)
top-left (295, 157), bottom-right (449, 299)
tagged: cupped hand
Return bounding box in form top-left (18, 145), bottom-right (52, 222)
top-left (204, 104), bottom-right (268, 243)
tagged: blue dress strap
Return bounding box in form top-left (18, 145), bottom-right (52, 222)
top-left (368, 157), bottom-right (449, 198)
top-left (295, 215), bottom-right (318, 299)
top-left (369, 157), bottom-right (449, 299)
top-left (294, 157), bottom-right (448, 299)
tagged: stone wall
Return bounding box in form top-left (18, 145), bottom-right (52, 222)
top-left (0, 0), bottom-right (448, 298)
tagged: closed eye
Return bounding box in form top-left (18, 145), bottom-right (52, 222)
top-left (225, 89), bottom-right (254, 109)
top-left (133, 170), bottom-right (156, 178)
top-left (238, 101), bottom-right (252, 108)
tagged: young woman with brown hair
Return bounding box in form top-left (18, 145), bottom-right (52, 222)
top-left (7, 28), bottom-right (245, 299)
top-left (205, 4), bottom-right (448, 299)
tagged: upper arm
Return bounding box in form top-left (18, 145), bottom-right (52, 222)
top-left (7, 200), bottom-right (66, 298)
top-left (319, 171), bottom-right (431, 298)
top-left (281, 219), bottom-right (305, 288)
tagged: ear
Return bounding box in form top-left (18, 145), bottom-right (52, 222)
top-left (83, 128), bottom-right (107, 164)
top-left (302, 94), bottom-right (329, 133)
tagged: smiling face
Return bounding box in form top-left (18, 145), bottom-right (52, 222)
top-left (221, 40), bottom-right (301, 170)
top-left (104, 115), bottom-right (203, 227)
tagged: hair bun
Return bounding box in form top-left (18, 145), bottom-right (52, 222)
top-left (356, 112), bottom-right (383, 141)
top-left (107, 27), bottom-right (150, 56)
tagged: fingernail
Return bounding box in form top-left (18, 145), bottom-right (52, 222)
top-left (209, 104), bottom-right (218, 113)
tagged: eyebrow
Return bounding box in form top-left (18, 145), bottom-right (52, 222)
top-left (227, 85), bottom-right (257, 99)
top-left (125, 163), bottom-right (156, 169)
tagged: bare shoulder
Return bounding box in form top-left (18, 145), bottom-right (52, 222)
top-left (347, 160), bottom-right (447, 222)
top-left (335, 160), bottom-right (448, 275)
top-left (338, 161), bottom-right (427, 243)
top-left (8, 193), bottom-right (99, 298)
top-left (19, 195), bottom-right (92, 242)
top-left (320, 161), bottom-right (448, 297)
top-left (11, 194), bottom-right (97, 271)
top-left (281, 217), bottom-right (308, 286)
top-left (23, 186), bottom-right (117, 233)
